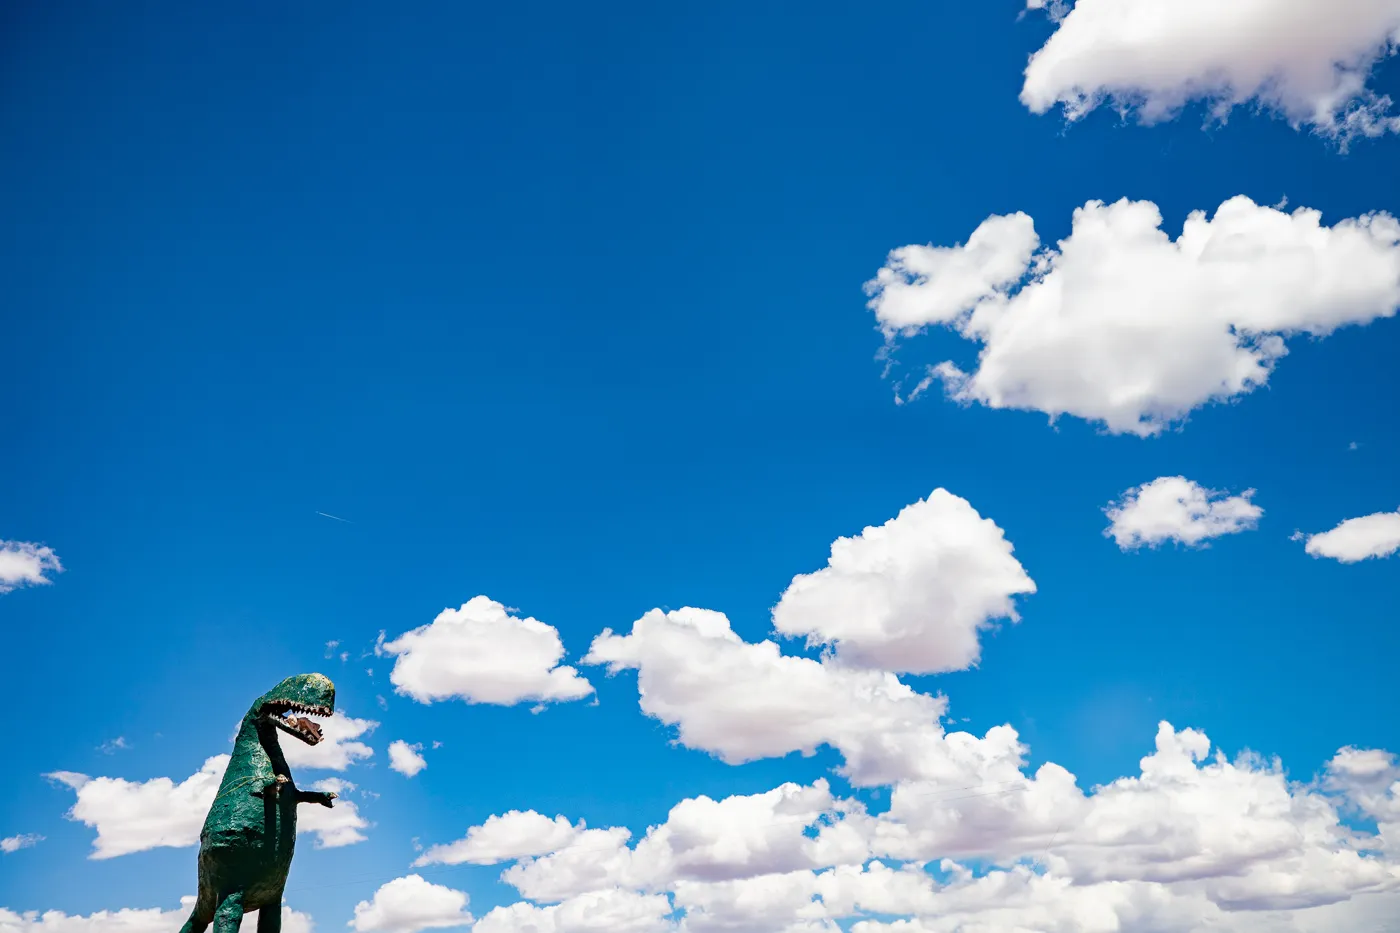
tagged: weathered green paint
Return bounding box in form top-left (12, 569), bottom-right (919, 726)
top-left (179, 674), bottom-right (339, 933)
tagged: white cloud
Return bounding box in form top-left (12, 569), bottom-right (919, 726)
top-left (1021, 0), bottom-right (1400, 141)
top-left (982, 724), bottom-right (1385, 907)
top-left (876, 721), bottom-right (1400, 916)
top-left (412, 490), bottom-right (1399, 931)
top-left (0, 905), bottom-right (185, 933)
top-left (379, 596), bottom-right (594, 706)
top-left (509, 568), bottom-right (1400, 932)
top-left (866, 196), bottom-right (1400, 436)
top-left (0, 900), bottom-right (311, 933)
top-left (1104, 476), bottom-right (1263, 549)
top-left (47, 757), bottom-right (227, 859)
top-left (669, 871), bottom-right (827, 933)
top-left (497, 781), bottom-right (874, 903)
top-left (1303, 510), bottom-right (1400, 562)
top-left (478, 865), bottom-right (1400, 933)
top-left (388, 741), bottom-right (427, 778)
top-left (472, 890), bottom-right (673, 933)
top-left (415, 810), bottom-right (584, 867)
top-left (298, 778), bottom-right (370, 848)
top-left (809, 861), bottom-right (944, 920)
top-left (771, 489), bottom-right (1035, 674)
top-left (281, 712), bottom-right (379, 771)
top-left (445, 720), bottom-right (1400, 932)
top-left (349, 876), bottom-right (472, 933)
top-left (584, 608), bottom-right (955, 787)
top-left (499, 827), bottom-right (638, 902)
top-left (671, 865), bottom-right (927, 933)
top-left (1324, 746), bottom-right (1400, 835)
top-left (50, 758), bottom-right (369, 857)
top-left (0, 834), bottom-right (42, 854)
top-left (865, 214), bottom-right (1039, 334)
top-left (845, 870), bottom-right (1400, 933)
top-left (834, 722), bottom-right (1400, 914)
top-left (0, 540), bottom-right (63, 594)
top-left (636, 781), bottom-right (870, 885)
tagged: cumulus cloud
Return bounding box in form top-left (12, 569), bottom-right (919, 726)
top-left (1326, 747), bottom-right (1400, 823)
top-left (46, 758), bottom-right (226, 859)
top-left (636, 782), bottom-right (870, 885)
top-left (472, 890), bottom-right (673, 933)
top-left (1104, 476), bottom-right (1263, 549)
top-left (49, 758), bottom-right (368, 857)
top-left (0, 834), bottom-right (43, 854)
top-left (1324, 747), bottom-right (1400, 861)
top-left (477, 868), bottom-right (1400, 933)
top-left (388, 741), bottom-right (427, 778)
top-left (1303, 510), bottom-right (1400, 562)
top-left (349, 876), bottom-right (472, 933)
top-left (378, 596), bottom-right (594, 706)
top-left (1021, 0), bottom-right (1400, 141)
top-left (866, 196), bottom-right (1400, 436)
top-left (584, 607), bottom-right (956, 786)
top-left (928, 723), bottom-right (1392, 910)
top-left (0, 906), bottom-right (186, 933)
top-left (0, 900), bottom-right (311, 933)
top-left (448, 721), bottom-right (1400, 932)
top-left (415, 810), bottom-right (584, 867)
top-left (670, 868), bottom-right (857, 933)
top-left (281, 713), bottom-right (378, 771)
top-left (866, 214), bottom-right (1039, 335)
top-left (298, 778), bottom-right (370, 848)
top-left (495, 781), bottom-right (874, 904)
top-left (498, 828), bottom-right (638, 903)
top-left (847, 870), bottom-right (1400, 933)
top-left (408, 493), bottom-right (1399, 930)
top-left (771, 489), bottom-right (1035, 674)
top-left (670, 862), bottom-right (957, 933)
top-left (501, 527), bottom-right (1400, 932)
top-left (0, 540), bottom-right (63, 594)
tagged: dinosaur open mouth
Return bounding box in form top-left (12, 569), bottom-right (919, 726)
top-left (264, 701), bottom-right (332, 746)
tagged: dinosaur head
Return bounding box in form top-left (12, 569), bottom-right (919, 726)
top-left (254, 673), bottom-right (336, 746)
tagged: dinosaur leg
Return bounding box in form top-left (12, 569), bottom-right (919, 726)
top-left (179, 870), bottom-right (218, 933)
top-left (256, 903), bottom-right (281, 933)
top-left (211, 891), bottom-right (245, 933)
top-left (177, 904), bottom-right (213, 933)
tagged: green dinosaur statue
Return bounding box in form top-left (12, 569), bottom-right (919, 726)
top-left (178, 673), bottom-right (340, 933)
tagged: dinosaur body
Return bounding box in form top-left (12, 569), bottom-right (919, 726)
top-left (179, 674), bottom-right (338, 933)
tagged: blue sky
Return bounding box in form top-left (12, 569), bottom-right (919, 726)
top-left (3, 2), bottom-right (1400, 931)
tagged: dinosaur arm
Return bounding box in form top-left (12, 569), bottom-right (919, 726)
top-left (295, 788), bottom-right (337, 808)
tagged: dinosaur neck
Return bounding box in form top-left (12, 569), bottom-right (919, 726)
top-left (201, 710), bottom-right (303, 848)
top-left (229, 711), bottom-right (292, 781)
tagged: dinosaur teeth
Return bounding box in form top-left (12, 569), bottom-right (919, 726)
top-left (268, 701), bottom-right (330, 718)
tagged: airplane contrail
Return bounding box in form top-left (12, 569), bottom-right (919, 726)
top-left (315, 511), bottom-right (353, 523)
